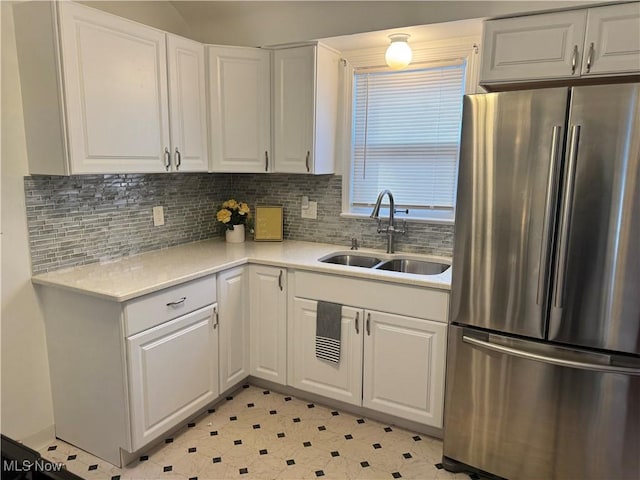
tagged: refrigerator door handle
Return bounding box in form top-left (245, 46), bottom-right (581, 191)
top-left (553, 125), bottom-right (580, 309)
top-left (462, 335), bottom-right (640, 375)
top-left (537, 125), bottom-right (563, 306)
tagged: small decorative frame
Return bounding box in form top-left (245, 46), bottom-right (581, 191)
top-left (254, 206), bottom-right (284, 241)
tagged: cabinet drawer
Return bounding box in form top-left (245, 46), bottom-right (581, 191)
top-left (124, 275), bottom-right (216, 336)
top-left (293, 271), bottom-right (449, 323)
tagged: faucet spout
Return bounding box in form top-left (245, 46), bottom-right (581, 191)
top-left (370, 189), bottom-right (403, 254)
top-left (370, 189), bottom-right (395, 225)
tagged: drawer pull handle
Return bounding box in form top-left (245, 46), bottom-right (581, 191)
top-left (278, 270), bottom-right (283, 291)
top-left (166, 297), bottom-right (186, 307)
top-left (355, 312), bottom-right (360, 334)
top-left (213, 306), bottom-right (219, 329)
top-left (366, 312), bottom-right (371, 336)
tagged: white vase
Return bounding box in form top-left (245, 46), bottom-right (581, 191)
top-left (225, 224), bottom-right (245, 243)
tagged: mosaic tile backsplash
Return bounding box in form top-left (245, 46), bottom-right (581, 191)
top-left (230, 174), bottom-right (454, 257)
top-left (25, 173), bottom-right (231, 273)
top-left (25, 173), bottom-right (454, 274)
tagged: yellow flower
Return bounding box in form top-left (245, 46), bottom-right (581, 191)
top-left (216, 209), bottom-right (231, 223)
top-left (226, 199), bottom-right (238, 210)
top-left (238, 202), bottom-right (250, 215)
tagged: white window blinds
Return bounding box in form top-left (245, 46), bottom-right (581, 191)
top-left (351, 62), bottom-right (465, 215)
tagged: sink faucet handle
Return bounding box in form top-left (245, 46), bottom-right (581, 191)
top-left (351, 238), bottom-right (359, 250)
top-left (394, 208), bottom-right (409, 215)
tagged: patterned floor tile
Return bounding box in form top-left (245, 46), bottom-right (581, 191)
top-left (38, 384), bottom-right (471, 480)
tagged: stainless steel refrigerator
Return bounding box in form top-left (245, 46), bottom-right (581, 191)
top-left (443, 84), bottom-right (640, 480)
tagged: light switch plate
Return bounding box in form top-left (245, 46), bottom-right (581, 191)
top-left (301, 201), bottom-right (317, 219)
top-left (153, 206), bottom-right (165, 226)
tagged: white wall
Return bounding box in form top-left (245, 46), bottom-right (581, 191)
top-left (172, 0), bottom-right (598, 46)
top-left (79, 0), bottom-right (192, 37)
top-left (1, 1), bottom-right (55, 448)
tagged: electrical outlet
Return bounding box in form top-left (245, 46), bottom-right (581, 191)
top-left (301, 201), bottom-right (317, 219)
top-left (153, 206), bottom-right (165, 226)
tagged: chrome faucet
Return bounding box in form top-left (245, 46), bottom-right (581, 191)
top-left (370, 190), bottom-right (407, 254)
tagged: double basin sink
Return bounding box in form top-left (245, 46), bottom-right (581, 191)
top-left (318, 252), bottom-right (450, 276)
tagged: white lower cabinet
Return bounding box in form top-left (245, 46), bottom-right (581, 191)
top-left (217, 266), bottom-right (250, 391)
top-left (127, 305), bottom-right (219, 450)
top-left (290, 299), bottom-right (363, 405)
top-left (249, 265), bottom-right (287, 384)
top-left (290, 295), bottom-right (447, 428)
top-left (362, 310), bottom-right (446, 426)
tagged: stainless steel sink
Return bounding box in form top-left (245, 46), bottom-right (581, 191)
top-left (376, 259), bottom-right (449, 275)
top-left (319, 254), bottom-right (382, 268)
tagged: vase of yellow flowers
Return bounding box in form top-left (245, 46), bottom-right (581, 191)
top-left (216, 199), bottom-right (250, 243)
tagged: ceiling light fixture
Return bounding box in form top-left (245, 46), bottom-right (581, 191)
top-left (385, 33), bottom-right (412, 69)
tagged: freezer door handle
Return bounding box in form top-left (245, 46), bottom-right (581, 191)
top-left (462, 335), bottom-right (640, 375)
top-left (553, 125), bottom-right (580, 309)
top-left (537, 125), bottom-right (563, 306)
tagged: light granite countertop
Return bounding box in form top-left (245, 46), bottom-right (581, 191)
top-left (31, 239), bottom-right (452, 302)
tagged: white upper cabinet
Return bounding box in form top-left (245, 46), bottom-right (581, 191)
top-left (481, 10), bottom-right (588, 83)
top-left (13, 2), bottom-right (207, 174)
top-left (480, 2), bottom-right (640, 86)
top-left (582, 3), bottom-right (640, 76)
top-left (167, 35), bottom-right (209, 172)
top-left (273, 44), bottom-right (340, 174)
top-left (208, 46), bottom-right (271, 172)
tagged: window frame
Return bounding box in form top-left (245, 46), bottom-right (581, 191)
top-left (339, 37), bottom-right (481, 225)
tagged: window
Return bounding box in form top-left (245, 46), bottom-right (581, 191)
top-left (347, 60), bottom-right (466, 223)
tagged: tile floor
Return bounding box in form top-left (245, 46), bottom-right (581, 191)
top-left (39, 385), bottom-right (473, 480)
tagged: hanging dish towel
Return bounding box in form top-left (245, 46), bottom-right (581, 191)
top-left (315, 301), bottom-right (342, 364)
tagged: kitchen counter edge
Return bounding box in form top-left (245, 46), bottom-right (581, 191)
top-left (31, 239), bottom-right (452, 302)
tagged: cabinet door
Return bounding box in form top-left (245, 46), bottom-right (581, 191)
top-left (362, 310), bottom-right (447, 428)
top-left (582, 3), bottom-right (640, 76)
top-left (273, 46), bottom-right (315, 173)
top-left (289, 298), bottom-right (363, 406)
top-left (217, 267), bottom-right (250, 392)
top-left (57, 2), bottom-right (170, 173)
top-left (249, 266), bottom-right (287, 384)
top-left (127, 305), bottom-right (218, 450)
top-left (167, 35), bottom-right (208, 172)
top-left (209, 46), bottom-right (271, 172)
top-left (480, 10), bottom-right (587, 84)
